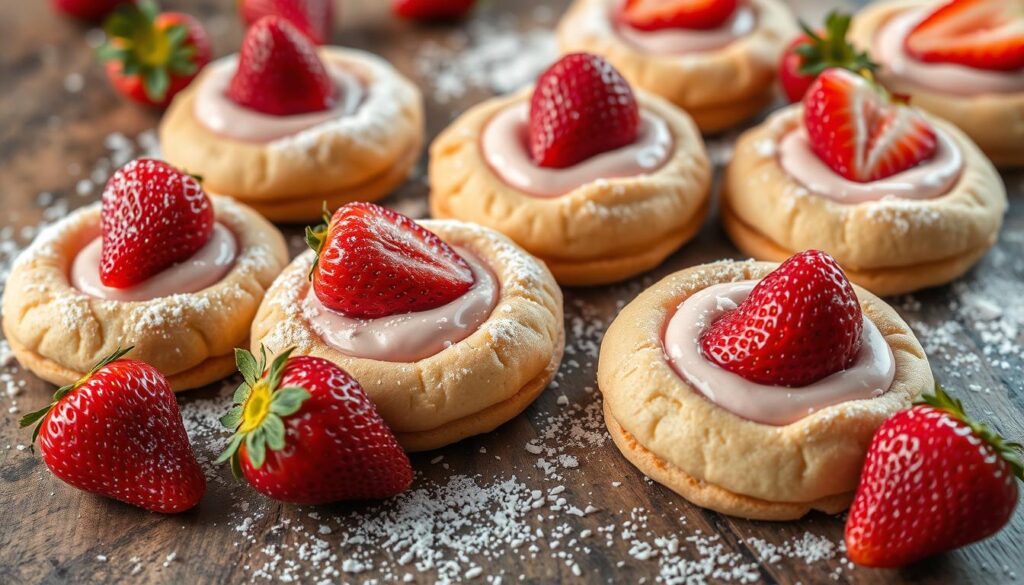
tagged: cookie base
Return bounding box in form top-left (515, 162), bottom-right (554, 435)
top-left (604, 403), bottom-right (853, 521)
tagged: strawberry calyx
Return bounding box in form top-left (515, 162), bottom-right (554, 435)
top-left (19, 346), bottom-right (134, 443)
top-left (793, 12), bottom-right (877, 78)
top-left (919, 385), bottom-right (1024, 480)
top-left (216, 345), bottom-right (311, 478)
top-left (303, 202), bottom-right (333, 279)
top-left (97, 0), bottom-right (200, 102)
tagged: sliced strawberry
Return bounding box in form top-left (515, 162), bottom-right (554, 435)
top-left (803, 68), bottom-right (938, 183)
top-left (239, 0), bottom-right (334, 45)
top-left (528, 53), bottom-right (640, 169)
top-left (20, 347), bottom-right (206, 513)
top-left (620, 0), bottom-right (738, 31)
top-left (906, 0), bottom-right (1024, 71)
top-left (846, 386), bottom-right (1022, 567)
top-left (100, 158), bottom-right (214, 288)
top-left (217, 346), bottom-right (413, 503)
top-left (227, 15), bottom-right (336, 116)
top-left (306, 202), bottom-right (475, 319)
top-left (392, 0), bottom-right (476, 21)
top-left (779, 12), bottom-right (877, 103)
top-left (699, 250), bottom-right (863, 387)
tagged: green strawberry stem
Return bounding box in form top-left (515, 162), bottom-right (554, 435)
top-left (19, 346), bottom-right (134, 443)
top-left (216, 345), bottom-right (310, 478)
top-left (920, 385), bottom-right (1024, 480)
top-left (304, 202), bottom-right (333, 279)
top-left (795, 11), bottom-right (877, 78)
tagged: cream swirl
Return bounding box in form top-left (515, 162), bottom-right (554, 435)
top-left (613, 1), bottom-right (756, 54)
top-left (663, 281), bottom-right (895, 426)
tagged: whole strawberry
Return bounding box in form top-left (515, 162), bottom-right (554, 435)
top-left (392, 0), bottom-right (476, 21)
top-left (239, 0), bottom-right (334, 45)
top-left (19, 347), bottom-right (205, 513)
top-left (529, 53), bottom-right (640, 169)
top-left (620, 0), bottom-right (737, 31)
top-left (98, 1), bottom-right (211, 108)
top-left (846, 386), bottom-right (1022, 567)
top-left (216, 346), bottom-right (413, 503)
top-left (779, 12), bottom-right (876, 103)
top-left (227, 15), bottom-right (336, 116)
top-left (700, 250), bottom-right (863, 387)
top-left (53, 0), bottom-right (134, 21)
top-left (100, 158), bottom-right (214, 288)
top-left (305, 202), bottom-right (475, 319)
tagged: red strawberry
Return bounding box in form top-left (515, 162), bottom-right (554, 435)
top-left (98, 2), bottom-right (211, 108)
top-left (20, 347), bottom-right (205, 514)
top-left (846, 386), bottom-right (1022, 567)
top-left (100, 158), bottom-right (214, 288)
top-left (216, 346), bottom-right (413, 503)
top-left (906, 0), bottom-right (1024, 72)
top-left (53, 0), bottom-right (134, 21)
top-left (227, 15), bottom-right (336, 116)
top-left (239, 0), bottom-right (334, 45)
top-left (305, 202), bottom-right (475, 319)
top-left (529, 53), bottom-right (640, 169)
top-left (392, 0), bottom-right (476, 21)
top-left (779, 12), bottom-right (877, 103)
top-left (699, 250), bottom-right (863, 387)
top-left (803, 68), bottom-right (938, 183)
top-left (620, 0), bottom-right (737, 31)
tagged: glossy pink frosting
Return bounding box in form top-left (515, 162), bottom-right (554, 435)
top-left (193, 57), bottom-right (366, 142)
top-left (614, 1), bottom-right (755, 54)
top-left (481, 102), bottom-right (673, 198)
top-left (778, 126), bottom-right (963, 204)
top-left (302, 248), bottom-right (498, 362)
top-left (71, 223), bottom-right (237, 301)
top-left (664, 281), bottom-right (895, 426)
top-left (874, 9), bottom-right (1024, 96)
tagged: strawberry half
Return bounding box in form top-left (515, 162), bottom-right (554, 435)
top-left (846, 386), bottom-right (1022, 567)
top-left (97, 1), bottom-right (211, 108)
top-left (226, 15), bottom-right (336, 116)
top-left (239, 0), bottom-right (334, 45)
top-left (20, 347), bottom-right (206, 514)
top-left (100, 158), bottom-right (214, 288)
top-left (528, 53), bottom-right (640, 169)
top-left (779, 11), bottom-right (877, 103)
top-left (906, 0), bottom-right (1024, 72)
top-left (620, 0), bottom-right (738, 31)
top-left (216, 346), bottom-right (413, 503)
top-left (699, 250), bottom-right (863, 387)
top-left (803, 68), bottom-right (938, 183)
top-left (305, 202), bottom-right (475, 319)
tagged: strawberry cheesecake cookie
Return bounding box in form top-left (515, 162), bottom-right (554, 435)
top-left (556, 0), bottom-right (799, 132)
top-left (849, 0), bottom-right (1024, 167)
top-left (598, 251), bottom-right (933, 520)
top-left (2, 159), bottom-right (288, 391)
top-left (159, 16), bottom-right (424, 222)
top-left (250, 203), bottom-right (564, 452)
top-left (429, 53), bottom-right (711, 286)
top-left (722, 68), bottom-right (1006, 296)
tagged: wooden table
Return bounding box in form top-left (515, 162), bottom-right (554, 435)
top-left (1, 1), bottom-right (1021, 583)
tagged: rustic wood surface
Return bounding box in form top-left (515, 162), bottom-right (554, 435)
top-left (1, 1), bottom-right (1022, 584)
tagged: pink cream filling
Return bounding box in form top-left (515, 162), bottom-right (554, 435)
top-left (663, 281), bottom-right (895, 426)
top-left (301, 248), bottom-right (498, 362)
top-left (71, 222), bottom-right (237, 302)
top-left (778, 127), bottom-right (963, 204)
top-left (193, 57), bottom-right (366, 142)
top-left (613, 1), bottom-right (755, 54)
top-left (874, 9), bottom-right (1024, 97)
top-left (481, 102), bottom-right (673, 198)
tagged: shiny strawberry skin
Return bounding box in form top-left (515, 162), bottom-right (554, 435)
top-left (699, 250), bottom-right (864, 387)
top-left (310, 202), bottom-right (475, 319)
top-left (239, 0), bottom-right (333, 44)
top-left (905, 0), bottom-right (1024, 71)
top-left (100, 158), bottom-right (214, 288)
top-left (528, 53), bottom-right (640, 169)
top-left (227, 15), bottom-right (336, 116)
top-left (620, 0), bottom-right (738, 31)
top-left (238, 355), bottom-right (413, 504)
top-left (846, 403), bottom-right (1020, 567)
top-left (32, 359), bottom-right (205, 513)
top-left (780, 34), bottom-right (817, 103)
top-left (53, 0), bottom-right (133, 21)
top-left (392, 0), bottom-right (476, 21)
top-left (803, 68), bottom-right (937, 183)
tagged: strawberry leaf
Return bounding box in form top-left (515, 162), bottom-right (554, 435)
top-left (266, 348), bottom-right (296, 393)
top-left (220, 405), bottom-right (243, 430)
top-left (263, 414), bottom-right (286, 451)
top-left (143, 67), bottom-right (170, 102)
top-left (215, 433), bottom-right (244, 465)
top-left (269, 387), bottom-right (310, 417)
top-left (246, 429), bottom-right (267, 469)
top-left (235, 348), bottom-right (259, 387)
